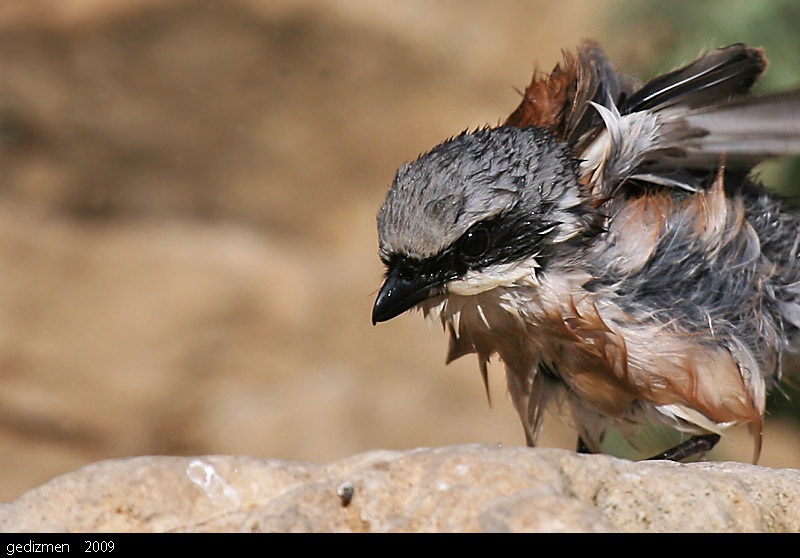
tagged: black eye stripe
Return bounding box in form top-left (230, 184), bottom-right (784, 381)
top-left (383, 253), bottom-right (465, 287)
top-left (383, 208), bottom-right (562, 282)
top-left (453, 210), bottom-right (559, 269)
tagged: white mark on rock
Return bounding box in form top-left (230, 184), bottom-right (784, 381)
top-left (186, 459), bottom-right (241, 507)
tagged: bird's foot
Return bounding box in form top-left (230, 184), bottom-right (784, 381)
top-left (646, 434), bottom-right (721, 462)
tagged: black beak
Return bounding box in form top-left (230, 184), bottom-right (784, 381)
top-left (372, 265), bottom-right (442, 324)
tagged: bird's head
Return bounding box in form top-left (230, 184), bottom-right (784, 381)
top-left (372, 126), bottom-right (595, 324)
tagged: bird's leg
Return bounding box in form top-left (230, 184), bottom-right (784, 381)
top-left (646, 434), bottom-right (721, 462)
top-left (576, 437), bottom-right (593, 454)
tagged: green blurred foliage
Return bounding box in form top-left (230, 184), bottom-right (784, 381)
top-left (607, 0), bottom-right (800, 91)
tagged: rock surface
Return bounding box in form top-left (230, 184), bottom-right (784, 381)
top-left (2, 445), bottom-right (799, 533)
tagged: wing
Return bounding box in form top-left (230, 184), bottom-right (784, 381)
top-left (506, 42), bottom-right (800, 198)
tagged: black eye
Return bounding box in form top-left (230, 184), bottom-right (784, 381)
top-left (460, 227), bottom-right (489, 263)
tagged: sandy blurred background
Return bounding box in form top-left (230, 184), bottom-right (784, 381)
top-left (0, 0), bottom-right (798, 501)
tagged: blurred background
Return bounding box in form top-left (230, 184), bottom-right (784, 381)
top-left (0, 0), bottom-right (798, 501)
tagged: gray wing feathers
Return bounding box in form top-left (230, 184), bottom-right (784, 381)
top-left (585, 45), bottom-right (800, 191)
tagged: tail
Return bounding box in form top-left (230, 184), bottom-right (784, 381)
top-left (672, 92), bottom-right (800, 169)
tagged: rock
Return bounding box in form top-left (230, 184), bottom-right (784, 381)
top-left (1, 445), bottom-right (798, 532)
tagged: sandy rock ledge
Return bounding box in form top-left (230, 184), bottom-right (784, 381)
top-left (0, 444), bottom-right (798, 532)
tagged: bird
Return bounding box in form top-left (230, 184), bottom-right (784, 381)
top-left (371, 42), bottom-right (800, 463)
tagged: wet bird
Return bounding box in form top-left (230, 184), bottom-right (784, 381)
top-left (372, 43), bottom-right (800, 462)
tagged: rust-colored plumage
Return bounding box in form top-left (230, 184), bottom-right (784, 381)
top-left (505, 50), bottom-right (576, 133)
